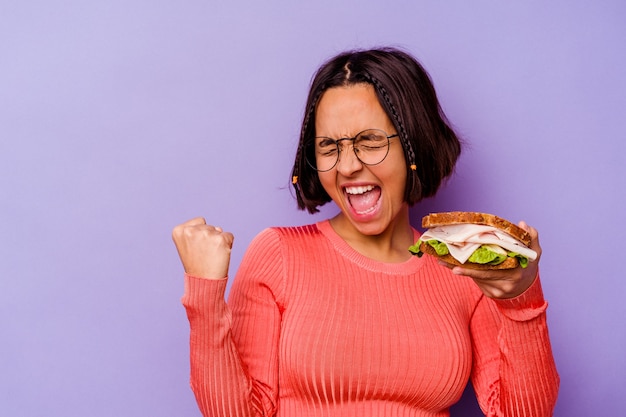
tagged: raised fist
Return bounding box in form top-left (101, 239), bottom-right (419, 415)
top-left (172, 217), bottom-right (234, 279)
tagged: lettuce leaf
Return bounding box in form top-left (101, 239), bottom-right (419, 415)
top-left (408, 239), bottom-right (425, 257)
top-left (508, 252), bottom-right (529, 268)
top-left (468, 245), bottom-right (507, 265)
top-left (408, 239), bottom-right (449, 257)
top-left (427, 239), bottom-right (450, 256)
top-left (409, 241), bottom-right (530, 268)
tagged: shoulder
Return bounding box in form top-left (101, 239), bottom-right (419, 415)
top-left (234, 223), bottom-right (326, 298)
top-left (242, 223), bottom-right (327, 261)
top-left (250, 223), bottom-right (324, 248)
top-left (269, 223), bottom-right (322, 238)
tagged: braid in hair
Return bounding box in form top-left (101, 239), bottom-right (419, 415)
top-left (292, 85), bottom-right (327, 212)
top-left (366, 74), bottom-right (422, 203)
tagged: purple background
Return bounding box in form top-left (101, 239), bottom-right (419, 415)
top-left (1, 1), bottom-right (624, 416)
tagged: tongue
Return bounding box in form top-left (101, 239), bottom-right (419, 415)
top-left (348, 187), bottom-right (381, 213)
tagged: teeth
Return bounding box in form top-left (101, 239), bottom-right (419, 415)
top-left (345, 185), bottom-right (375, 195)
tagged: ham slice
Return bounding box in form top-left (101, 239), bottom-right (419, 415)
top-left (420, 224), bottom-right (538, 264)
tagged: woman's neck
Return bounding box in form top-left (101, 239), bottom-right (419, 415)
top-left (329, 208), bottom-right (414, 263)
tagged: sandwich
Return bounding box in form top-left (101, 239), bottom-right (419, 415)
top-left (408, 212), bottom-right (537, 270)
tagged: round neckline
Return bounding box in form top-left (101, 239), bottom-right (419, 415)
top-left (316, 219), bottom-right (425, 275)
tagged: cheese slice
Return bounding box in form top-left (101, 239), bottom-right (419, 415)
top-left (420, 224), bottom-right (538, 264)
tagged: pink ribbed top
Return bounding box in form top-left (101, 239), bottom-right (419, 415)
top-left (182, 220), bottom-right (559, 416)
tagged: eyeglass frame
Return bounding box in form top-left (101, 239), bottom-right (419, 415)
top-left (305, 129), bottom-right (400, 172)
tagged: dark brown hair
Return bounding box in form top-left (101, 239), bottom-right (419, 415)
top-left (291, 47), bottom-right (461, 213)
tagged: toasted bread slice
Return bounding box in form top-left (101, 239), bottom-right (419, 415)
top-left (419, 241), bottom-right (521, 270)
top-left (422, 212), bottom-right (531, 246)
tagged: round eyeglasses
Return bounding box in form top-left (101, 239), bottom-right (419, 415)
top-left (305, 129), bottom-right (399, 172)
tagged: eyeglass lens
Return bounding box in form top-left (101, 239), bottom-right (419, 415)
top-left (306, 129), bottom-right (392, 172)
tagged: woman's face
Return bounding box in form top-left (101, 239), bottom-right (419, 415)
top-left (314, 83), bottom-right (409, 237)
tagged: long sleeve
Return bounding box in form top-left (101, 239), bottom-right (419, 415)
top-left (181, 222), bottom-right (559, 416)
top-left (181, 229), bottom-right (284, 417)
top-left (469, 275), bottom-right (560, 416)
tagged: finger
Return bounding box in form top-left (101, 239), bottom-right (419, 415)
top-left (525, 226), bottom-right (541, 257)
top-left (221, 231), bottom-right (235, 249)
top-left (185, 217), bottom-right (207, 226)
top-left (172, 217), bottom-right (206, 240)
top-left (518, 220), bottom-right (530, 232)
top-left (451, 264), bottom-right (522, 281)
top-left (437, 260), bottom-right (455, 270)
top-left (181, 224), bottom-right (226, 243)
top-left (517, 221), bottom-right (538, 241)
top-left (439, 262), bottom-right (503, 279)
top-left (451, 265), bottom-right (499, 279)
top-left (517, 220), bottom-right (541, 256)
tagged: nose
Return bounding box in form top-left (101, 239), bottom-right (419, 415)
top-left (335, 141), bottom-right (363, 176)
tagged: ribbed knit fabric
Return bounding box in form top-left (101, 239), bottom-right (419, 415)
top-left (182, 220), bottom-right (559, 417)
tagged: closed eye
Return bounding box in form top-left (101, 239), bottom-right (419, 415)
top-left (316, 138), bottom-right (338, 155)
top-left (317, 137), bottom-right (336, 147)
top-left (356, 135), bottom-right (387, 151)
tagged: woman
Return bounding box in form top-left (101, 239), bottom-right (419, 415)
top-left (172, 47), bottom-right (559, 416)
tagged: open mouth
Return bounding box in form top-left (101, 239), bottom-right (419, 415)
top-left (344, 185), bottom-right (382, 215)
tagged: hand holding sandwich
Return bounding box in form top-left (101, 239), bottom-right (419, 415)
top-left (442, 221), bottom-right (541, 299)
top-left (409, 212), bottom-right (542, 299)
top-left (172, 217), bottom-right (234, 280)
